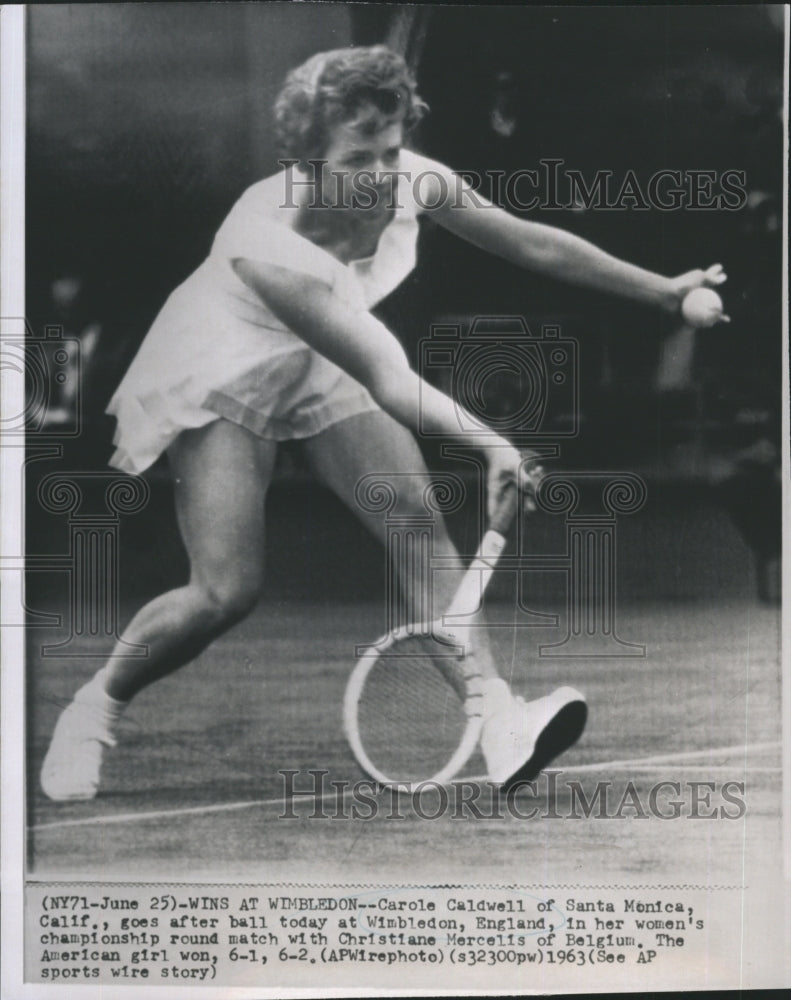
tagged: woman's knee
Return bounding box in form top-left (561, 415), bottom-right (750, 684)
top-left (399, 485), bottom-right (458, 551)
top-left (193, 569), bottom-right (264, 625)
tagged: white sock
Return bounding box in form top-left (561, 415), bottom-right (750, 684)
top-left (73, 668), bottom-right (127, 728)
top-left (481, 677), bottom-right (514, 719)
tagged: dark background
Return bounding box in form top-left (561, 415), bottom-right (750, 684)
top-left (24, 3), bottom-right (785, 600)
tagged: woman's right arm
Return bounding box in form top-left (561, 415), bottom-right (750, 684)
top-left (232, 257), bottom-right (543, 512)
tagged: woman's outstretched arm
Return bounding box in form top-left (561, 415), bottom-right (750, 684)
top-left (414, 155), bottom-right (727, 315)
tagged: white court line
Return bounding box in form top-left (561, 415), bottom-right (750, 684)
top-left (565, 741), bottom-right (781, 773)
top-left (32, 740), bottom-right (781, 833)
top-left (31, 790), bottom-right (359, 832)
top-left (569, 765), bottom-right (781, 774)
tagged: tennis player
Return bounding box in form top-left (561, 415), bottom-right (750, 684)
top-left (41, 46), bottom-right (726, 800)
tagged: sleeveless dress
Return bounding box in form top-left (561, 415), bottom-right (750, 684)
top-left (107, 150), bottom-right (427, 474)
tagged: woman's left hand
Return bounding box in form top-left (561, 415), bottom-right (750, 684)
top-left (667, 263), bottom-right (727, 314)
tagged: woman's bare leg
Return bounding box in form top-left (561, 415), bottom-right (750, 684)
top-left (301, 410), bottom-right (500, 679)
top-left (41, 419), bottom-right (277, 799)
top-left (103, 420), bottom-right (277, 700)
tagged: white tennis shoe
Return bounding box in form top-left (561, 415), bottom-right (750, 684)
top-left (40, 700), bottom-right (118, 802)
top-left (481, 683), bottom-right (587, 786)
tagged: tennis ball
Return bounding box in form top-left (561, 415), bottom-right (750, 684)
top-left (681, 287), bottom-right (726, 328)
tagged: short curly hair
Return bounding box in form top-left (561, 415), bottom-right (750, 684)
top-left (274, 45), bottom-right (428, 168)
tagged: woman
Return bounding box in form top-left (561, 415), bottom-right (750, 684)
top-left (41, 46), bottom-right (726, 800)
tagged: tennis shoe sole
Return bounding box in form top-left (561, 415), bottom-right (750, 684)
top-left (482, 685), bottom-right (587, 788)
top-left (502, 695), bottom-right (588, 792)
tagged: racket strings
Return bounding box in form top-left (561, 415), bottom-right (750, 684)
top-left (355, 635), bottom-right (481, 785)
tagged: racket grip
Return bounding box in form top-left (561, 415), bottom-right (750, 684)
top-left (489, 479), bottom-right (520, 535)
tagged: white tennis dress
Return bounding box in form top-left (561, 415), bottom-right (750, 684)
top-left (107, 151), bottom-right (427, 474)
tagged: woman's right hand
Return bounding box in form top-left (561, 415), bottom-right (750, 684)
top-left (483, 440), bottom-right (546, 520)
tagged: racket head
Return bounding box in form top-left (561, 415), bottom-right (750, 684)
top-left (344, 625), bottom-right (484, 792)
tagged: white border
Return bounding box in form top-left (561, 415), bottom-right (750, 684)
top-left (1, 5), bottom-right (27, 1000)
top-left (2, 4), bottom-right (789, 997)
top-left (781, 6), bottom-right (791, 987)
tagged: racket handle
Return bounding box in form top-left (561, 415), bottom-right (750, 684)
top-left (444, 482), bottom-right (518, 622)
top-left (446, 530), bottom-right (507, 619)
top-left (489, 479), bottom-right (520, 536)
